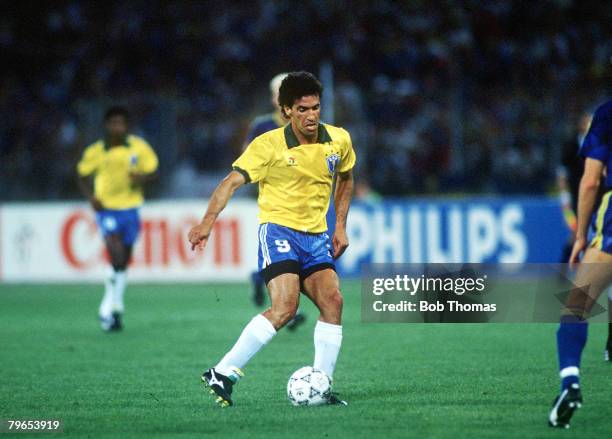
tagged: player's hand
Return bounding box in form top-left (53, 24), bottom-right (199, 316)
top-left (129, 171), bottom-right (145, 186)
top-left (332, 228), bottom-right (349, 260)
top-left (569, 236), bottom-right (587, 269)
top-left (188, 223), bottom-right (210, 251)
top-left (90, 197), bottom-right (104, 212)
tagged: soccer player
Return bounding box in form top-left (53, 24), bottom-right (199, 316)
top-left (77, 106), bottom-right (159, 332)
top-left (557, 112), bottom-right (593, 265)
top-left (549, 99), bottom-right (612, 428)
top-left (244, 73), bottom-right (306, 331)
top-left (188, 72), bottom-right (355, 407)
top-left (556, 111), bottom-right (612, 361)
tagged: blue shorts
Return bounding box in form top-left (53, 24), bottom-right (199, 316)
top-left (96, 208), bottom-right (141, 246)
top-left (258, 223), bottom-right (335, 284)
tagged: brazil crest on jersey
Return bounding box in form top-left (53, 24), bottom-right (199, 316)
top-left (232, 123), bottom-right (356, 233)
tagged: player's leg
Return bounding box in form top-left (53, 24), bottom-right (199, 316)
top-left (96, 210), bottom-right (127, 330)
top-left (202, 223), bottom-right (302, 407)
top-left (302, 269), bottom-right (343, 376)
top-left (216, 273), bottom-right (301, 374)
top-left (103, 234), bottom-right (132, 330)
top-left (107, 208), bottom-right (140, 329)
top-left (550, 247), bottom-right (612, 427)
top-left (251, 269), bottom-right (307, 329)
top-left (203, 273), bottom-right (300, 406)
top-left (299, 231), bottom-right (343, 377)
top-left (302, 268), bottom-right (346, 405)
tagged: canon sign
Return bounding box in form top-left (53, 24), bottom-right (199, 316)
top-left (60, 210), bottom-right (240, 269)
top-left (0, 201), bottom-right (259, 282)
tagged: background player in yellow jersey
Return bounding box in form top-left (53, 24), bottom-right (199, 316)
top-left (188, 72), bottom-right (355, 407)
top-left (77, 107), bottom-right (159, 332)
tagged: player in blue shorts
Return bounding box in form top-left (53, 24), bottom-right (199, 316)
top-left (189, 72), bottom-right (356, 407)
top-left (77, 107), bottom-right (159, 331)
top-left (549, 99), bottom-right (612, 428)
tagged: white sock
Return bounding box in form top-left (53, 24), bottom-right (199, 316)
top-left (112, 270), bottom-right (127, 313)
top-left (313, 320), bottom-right (343, 378)
top-left (99, 268), bottom-right (115, 318)
top-left (215, 314), bottom-right (276, 377)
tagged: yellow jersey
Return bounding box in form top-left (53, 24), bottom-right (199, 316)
top-left (77, 135), bottom-right (159, 210)
top-left (233, 123), bottom-right (356, 233)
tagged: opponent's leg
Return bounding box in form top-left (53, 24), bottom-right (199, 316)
top-left (251, 270), bottom-right (265, 307)
top-left (286, 310), bottom-right (307, 331)
top-left (550, 247), bottom-right (612, 427)
top-left (203, 273), bottom-right (300, 407)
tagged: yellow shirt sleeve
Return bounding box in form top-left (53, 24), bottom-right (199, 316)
top-left (77, 143), bottom-right (103, 177)
top-left (338, 129), bottom-right (356, 173)
top-left (133, 138), bottom-right (159, 174)
top-left (232, 137), bottom-right (273, 183)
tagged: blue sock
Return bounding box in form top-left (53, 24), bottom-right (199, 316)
top-left (251, 271), bottom-right (263, 284)
top-left (556, 315), bottom-right (588, 391)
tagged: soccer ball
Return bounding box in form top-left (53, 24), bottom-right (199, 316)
top-left (287, 366), bottom-right (331, 406)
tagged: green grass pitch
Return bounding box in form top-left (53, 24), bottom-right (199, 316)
top-left (0, 281), bottom-right (610, 438)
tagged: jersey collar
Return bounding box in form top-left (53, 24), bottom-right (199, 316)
top-left (284, 123), bottom-right (332, 148)
top-left (104, 135), bottom-right (129, 150)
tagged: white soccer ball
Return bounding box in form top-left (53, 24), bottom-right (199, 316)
top-left (287, 366), bottom-right (331, 406)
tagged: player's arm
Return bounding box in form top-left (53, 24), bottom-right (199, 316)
top-left (332, 169), bottom-right (354, 259)
top-left (556, 166), bottom-right (577, 233)
top-left (569, 158), bottom-right (605, 267)
top-left (130, 170), bottom-right (158, 185)
top-left (76, 145), bottom-right (103, 211)
top-left (130, 141), bottom-right (160, 186)
top-left (188, 171), bottom-right (246, 250)
top-left (76, 175), bottom-right (103, 211)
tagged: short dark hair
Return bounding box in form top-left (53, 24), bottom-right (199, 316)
top-left (104, 106), bottom-right (129, 122)
top-left (278, 71), bottom-right (323, 116)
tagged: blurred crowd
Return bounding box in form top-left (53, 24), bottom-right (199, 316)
top-left (1, 0), bottom-right (611, 200)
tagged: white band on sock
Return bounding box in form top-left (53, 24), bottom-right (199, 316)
top-left (215, 314), bottom-right (276, 376)
top-left (113, 270), bottom-right (127, 313)
top-left (250, 314), bottom-right (277, 343)
top-left (314, 320), bottom-right (343, 378)
top-left (560, 366), bottom-right (579, 378)
top-left (99, 268), bottom-right (116, 318)
top-left (315, 320), bottom-right (343, 337)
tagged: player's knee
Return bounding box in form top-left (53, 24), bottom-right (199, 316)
top-left (324, 288), bottom-right (343, 312)
top-left (269, 303), bottom-right (298, 327)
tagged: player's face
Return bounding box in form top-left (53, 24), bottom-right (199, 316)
top-left (105, 115), bottom-right (128, 140)
top-left (285, 95), bottom-right (320, 138)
